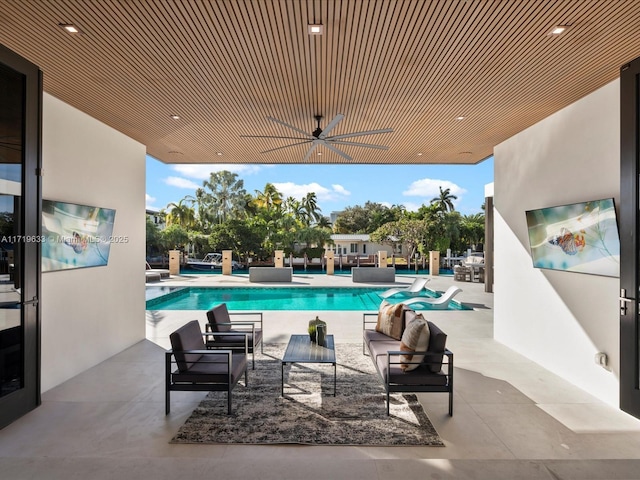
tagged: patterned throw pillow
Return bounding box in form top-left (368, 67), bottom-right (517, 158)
top-left (399, 314), bottom-right (431, 371)
top-left (375, 300), bottom-right (405, 340)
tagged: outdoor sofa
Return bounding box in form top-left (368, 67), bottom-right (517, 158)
top-left (363, 302), bottom-right (453, 415)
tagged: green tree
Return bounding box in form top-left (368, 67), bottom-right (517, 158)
top-left (334, 202), bottom-right (399, 234)
top-left (202, 170), bottom-right (247, 224)
top-left (165, 196), bottom-right (196, 228)
top-left (300, 192), bottom-right (322, 226)
top-left (253, 183), bottom-right (283, 215)
top-left (145, 216), bottom-right (162, 256)
top-left (193, 187), bottom-right (213, 230)
top-left (160, 224), bottom-right (189, 250)
top-left (209, 220), bottom-right (265, 260)
top-left (370, 218), bottom-right (429, 258)
top-left (430, 186), bottom-right (458, 213)
top-left (296, 226), bottom-right (333, 251)
top-left (317, 216), bottom-right (332, 229)
top-left (333, 205), bottom-right (369, 233)
top-left (459, 212), bottom-right (485, 250)
top-left (283, 197), bottom-right (303, 221)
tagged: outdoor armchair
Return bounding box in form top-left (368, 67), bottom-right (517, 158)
top-left (206, 303), bottom-right (264, 369)
top-left (166, 320), bottom-right (248, 415)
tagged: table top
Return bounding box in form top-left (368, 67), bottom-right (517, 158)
top-left (282, 334), bottom-right (336, 364)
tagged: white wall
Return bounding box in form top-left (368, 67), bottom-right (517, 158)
top-left (494, 80), bottom-right (620, 406)
top-left (41, 93), bottom-right (146, 392)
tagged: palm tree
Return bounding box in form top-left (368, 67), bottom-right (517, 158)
top-left (300, 192), bottom-right (322, 226)
top-left (317, 216), bottom-right (332, 229)
top-left (283, 197), bottom-right (304, 221)
top-left (165, 196), bottom-right (196, 228)
top-left (430, 186), bottom-right (458, 213)
top-left (194, 187), bottom-right (212, 229)
top-left (254, 183), bottom-right (283, 214)
top-left (202, 170), bottom-right (247, 223)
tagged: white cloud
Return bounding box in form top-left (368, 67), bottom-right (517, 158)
top-left (272, 182), bottom-right (351, 202)
top-left (171, 163), bottom-right (268, 180)
top-left (403, 178), bottom-right (467, 202)
top-left (331, 184), bottom-right (351, 196)
top-left (164, 176), bottom-right (200, 189)
top-left (145, 194), bottom-right (157, 209)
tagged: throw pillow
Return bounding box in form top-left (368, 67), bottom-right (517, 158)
top-left (375, 300), bottom-right (405, 340)
top-left (399, 314), bottom-right (430, 371)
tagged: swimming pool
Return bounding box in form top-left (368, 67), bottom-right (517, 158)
top-left (145, 286), bottom-right (469, 311)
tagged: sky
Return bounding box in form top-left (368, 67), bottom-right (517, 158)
top-left (145, 156), bottom-right (494, 218)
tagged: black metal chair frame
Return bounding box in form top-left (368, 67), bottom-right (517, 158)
top-left (382, 349), bottom-right (453, 416)
top-left (165, 332), bottom-right (248, 415)
top-left (206, 311), bottom-right (264, 369)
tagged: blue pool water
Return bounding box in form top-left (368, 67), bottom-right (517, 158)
top-left (145, 287), bottom-right (469, 311)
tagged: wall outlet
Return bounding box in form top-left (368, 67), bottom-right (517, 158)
top-left (595, 352), bottom-right (609, 369)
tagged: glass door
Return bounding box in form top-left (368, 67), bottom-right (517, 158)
top-left (0, 45), bottom-right (42, 429)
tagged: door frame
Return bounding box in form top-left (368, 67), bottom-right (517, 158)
top-left (620, 55), bottom-right (640, 418)
top-left (0, 44), bottom-right (42, 429)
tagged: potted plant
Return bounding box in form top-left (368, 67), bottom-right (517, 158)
top-left (308, 316), bottom-right (327, 344)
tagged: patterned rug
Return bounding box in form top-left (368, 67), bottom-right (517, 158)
top-left (171, 343), bottom-right (444, 446)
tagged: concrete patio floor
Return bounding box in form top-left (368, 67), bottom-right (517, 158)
top-left (2, 272), bottom-right (640, 479)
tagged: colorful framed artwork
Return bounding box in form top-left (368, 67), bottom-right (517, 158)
top-left (525, 198), bottom-right (620, 277)
top-left (41, 200), bottom-right (116, 272)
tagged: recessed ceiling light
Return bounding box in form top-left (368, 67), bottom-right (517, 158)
top-left (455, 116), bottom-right (465, 121)
top-left (216, 152), bottom-right (223, 156)
top-left (170, 114), bottom-right (180, 120)
top-left (59, 23), bottom-right (80, 34)
top-left (417, 153), bottom-right (423, 156)
top-left (549, 25), bottom-right (569, 35)
top-left (308, 24), bottom-right (324, 35)
top-left (317, 151), bottom-right (322, 156)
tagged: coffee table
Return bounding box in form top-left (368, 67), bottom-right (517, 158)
top-left (281, 334), bottom-right (336, 396)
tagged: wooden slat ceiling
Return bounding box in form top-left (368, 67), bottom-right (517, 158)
top-left (0, 0), bottom-right (639, 165)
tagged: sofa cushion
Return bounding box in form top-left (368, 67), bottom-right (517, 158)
top-left (424, 321), bottom-right (447, 373)
top-left (375, 355), bottom-right (448, 386)
top-left (363, 329), bottom-right (395, 347)
top-left (368, 339), bottom-right (401, 360)
top-left (399, 313), bottom-right (430, 371)
top-left (375, 300), bottom-right (405, 340)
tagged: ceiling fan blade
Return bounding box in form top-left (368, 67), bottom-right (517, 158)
top-left (266, 116), bottom-right (314, 138)
top-left (329, 140), bottom-right (390, 150)
top-left (261, 140), bottom-right (312, 154)
top-left (327, 128), bottom-right (393, 140)
top-left (240, 135), bottom-right (310, 140)
top-left (323, 141), bottom-right (352, 161)
top-left (302, 141), bottom-right (320, 162)
top-left (318, 113), bottom-right (344, 139)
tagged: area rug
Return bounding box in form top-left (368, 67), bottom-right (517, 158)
top-left (171, 343), bottom-right (444, 446)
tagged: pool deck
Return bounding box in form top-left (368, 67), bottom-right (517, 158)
top-left (146, 272), bottom-right (488, 349)
top-left (141, 271), bottom-right (640, 479)
top-left (3, 272), bottom-right (640, 480)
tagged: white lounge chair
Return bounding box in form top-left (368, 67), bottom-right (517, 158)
top-left (379, 277), bottom-right (430, 299)
top-left (402, 286), bottom-right (463, 310)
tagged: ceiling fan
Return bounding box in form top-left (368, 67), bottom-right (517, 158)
top-left (240, 114), bottom-right (393, 161)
